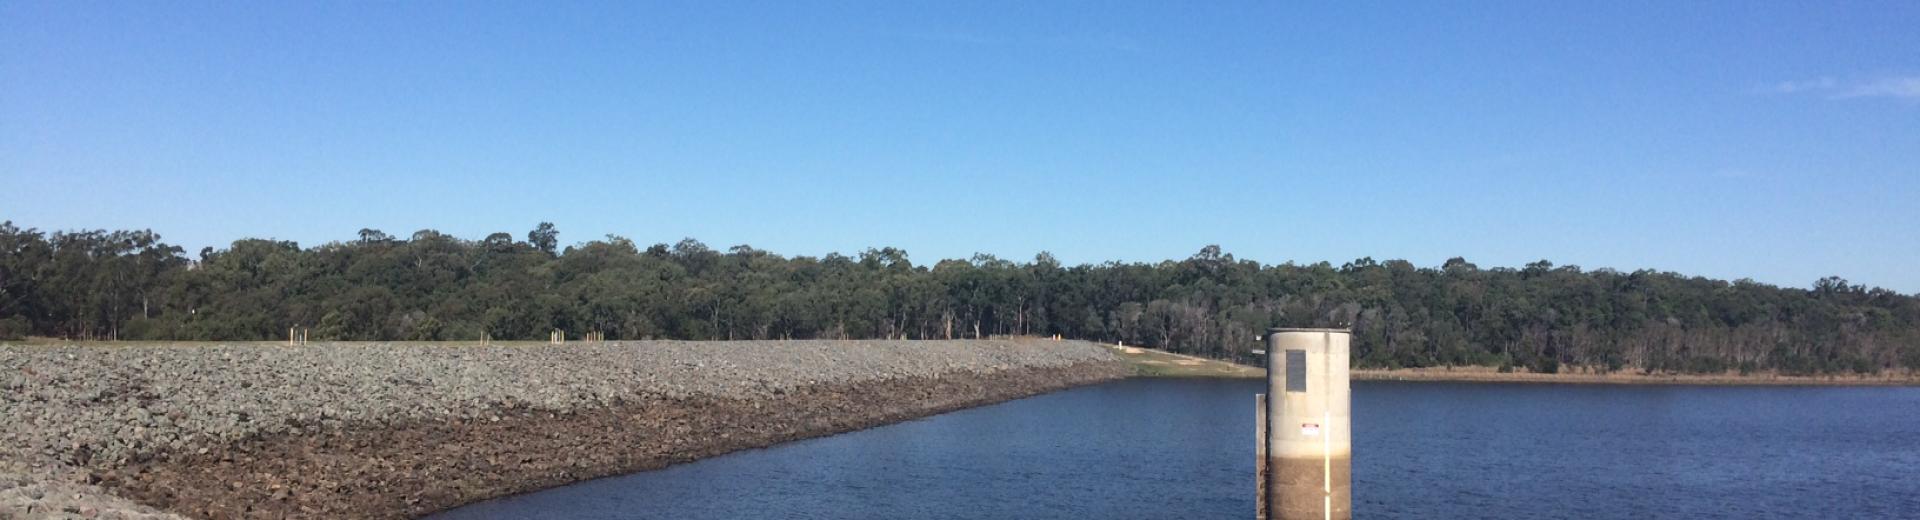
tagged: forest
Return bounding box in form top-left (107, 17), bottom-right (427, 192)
top-left (2, 220), bottom-right (1917, 375)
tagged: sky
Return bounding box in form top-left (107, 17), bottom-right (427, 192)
top-left (3, 1), bottom-right (1917, 293)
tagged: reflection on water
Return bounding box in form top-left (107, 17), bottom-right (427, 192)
top-left (434, 379), bottom-right (1920, 519)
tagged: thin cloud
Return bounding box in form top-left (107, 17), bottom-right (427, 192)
top-left (1763, 76), bottom-right (1920, 100)
top-left (1835, 77), bottom-right (1920, 100)
top-left (1766, 77), bottom-right (1836, 94)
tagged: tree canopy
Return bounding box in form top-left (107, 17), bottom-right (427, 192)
top-left (3, 221), bottom-right (1916, 375)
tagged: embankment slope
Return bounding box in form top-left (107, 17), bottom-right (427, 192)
top-left (0, 340), bottom-right (1126, 519)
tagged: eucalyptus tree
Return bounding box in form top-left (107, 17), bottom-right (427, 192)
top-left (1, 222), bottom-right (1916, 376)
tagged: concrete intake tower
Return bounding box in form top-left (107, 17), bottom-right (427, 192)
top-left (1260, 328), bottom-right (1352, 520)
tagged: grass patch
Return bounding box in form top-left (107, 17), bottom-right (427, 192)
top-left (1103, 344), bottom-right (1264, 378)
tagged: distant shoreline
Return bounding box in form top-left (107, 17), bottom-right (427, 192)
top-left (1102, 344), bottom-right (1920, 387)
top-left (1352, 367), bottom-right (1920, 386)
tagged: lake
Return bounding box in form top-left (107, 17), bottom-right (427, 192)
top-left (431, 378), bottom-right (1920, 519)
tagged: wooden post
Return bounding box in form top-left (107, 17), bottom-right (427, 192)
top-left (289, 326), bottom-right (295, 347)
top-left (1257, 393), bottom-right (1268, 520)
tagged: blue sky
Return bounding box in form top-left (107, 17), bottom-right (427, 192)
top-left (4, 1), bottom-right (1917, 292)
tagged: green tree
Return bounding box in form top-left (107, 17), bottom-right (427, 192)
top-left (528, 222), bottom-right (559, 256)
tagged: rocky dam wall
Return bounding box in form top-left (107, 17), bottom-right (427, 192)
top-left (0, 340), bottom-right (1127, 519)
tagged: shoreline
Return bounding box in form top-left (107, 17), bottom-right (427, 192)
top-left (112, 362), bottom-right (1128, 519)
top-left (9, 340), bottom-right (1910, 518)
top-left (1, 340), bottom-right (1128, 519)
top-left (1102, 344), bottom-right (1920, 387)
top-left (1105, 344), bottom-right (1264, 378)
top-left (1352, 367), bottom-right (1920, 386)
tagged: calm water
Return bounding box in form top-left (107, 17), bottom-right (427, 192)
top-left (432, 379), bottom-right (1920, 519)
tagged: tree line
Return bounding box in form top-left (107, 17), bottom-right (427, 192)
top-left (3, 221), bottom-right (1916, 375)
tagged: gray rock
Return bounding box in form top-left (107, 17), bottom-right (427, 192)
top-left (0, 339), bottom-right (1116, 519)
